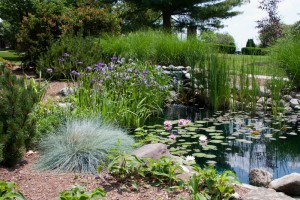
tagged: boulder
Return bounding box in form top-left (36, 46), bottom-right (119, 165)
top-left (283, 95), bottom-right (293, 102)
top-left (269, 173), bottom-right (300, 196)
top-left (242, 188), bottom-right (294, 200)
top-left (59, 87), bottom-right (74, 96)
top-left (296, 93), bottom-right (300, 100)
top-left (290, 99), bottom-right (300, 108)
top-left (249, 168), bottom-right (272, 187)
top-left (132, 143), bottom-right (171, 160)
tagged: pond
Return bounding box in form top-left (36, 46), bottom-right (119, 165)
top-left (142, 104), bottom-right (300, 184)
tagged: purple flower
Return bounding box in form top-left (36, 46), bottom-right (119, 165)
top-left (46, 68), bottom-right (53, 74)
top-left (108, 65), bottom-right (113, 71)
top-left (91, 78), bottom-right (96, 85)
top-left (86, 66), bottom-right (92, 71)
top-left (135, 69), bottom-right (139, 75)
top-left (71, 70), bottom-right (80, 77)
top-left (111, 56), bottom-right (117, 62)
top-left (63, 53), bottom-right (70, 57)
top-left (58, 58), bottom-right (64, 63)
top-left (142, 69), bottom-right (149, 75)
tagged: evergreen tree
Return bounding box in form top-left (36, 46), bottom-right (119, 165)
top-left (246, 39), bottom-right (256, 47)
top-left (104, 0), bottom-right (245, 32)
top-left (0, 64), bottom-right (40, 167)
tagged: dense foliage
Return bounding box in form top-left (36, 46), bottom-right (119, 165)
top-left (0, 64), bottom-right (41, 166)
top-left (58, 185), bottom-right (106, 200)
top-left (241, 47), bottom-right (267, 55)
top-left (271, 33), bottom-right (300, 89)
top-left (0, 181), bottom-right (26, 200)
top-left (103, 0), bottom-right (244, 32)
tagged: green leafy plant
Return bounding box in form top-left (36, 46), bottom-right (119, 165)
top-left (0, 64), bottom-right (42, 166)
top-left (58, 185), bottom-right (106, 200)
top-left (36, 118), bottom-right (134, 173)
top-left (107, 154), bottom-right (184, 188)
top-left (187, 165), bottom-right (238, 200)
top-left (0, 181), bottom-right (26, 200)
top-left (70, 58), bottom-right (171, 128)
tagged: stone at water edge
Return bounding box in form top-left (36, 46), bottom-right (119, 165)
top-left (269, 173), bottom-right (300, 196)
top-left (242, 188), bottom-right (294, 200)
top-left (289, 99), bottom-right (300, 108)
top-left (249, 168), bottom-right (272, 187)
top-left (132, 143), bottom-right (172, 160)
top-left (283, 95), bottom-right (293, 102)
top-left (295, 93), bottom-right (300, 100)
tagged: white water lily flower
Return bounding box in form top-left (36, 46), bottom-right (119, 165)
top-left (186, 155), bottom-right (195, 162)
top-left (199, 135), bottom-right (207, 143)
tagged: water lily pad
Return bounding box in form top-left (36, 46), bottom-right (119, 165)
top-left (160, 132), bottom-right (170, 136)
top-left (195, 120), bottom-right (207, 124)
top-left (206, 160), bottom-right (217, 165)
top-left (226, 136), bottom-right (236, 140)
top-left (279, 136), bottom-right (287, 139)
top-left (265, 134), bottom-right (273, 138)
top-left (210, 140), bottom-right (223, 144)
top-left (204, 154), bottom-right (216, 159)
top-left (226, 148), bottom-right (232, 151)
top-left (287, 132), bottom-right (297, 136)
top-left (212, 135), bottom-right (225, 139)
top-left (192, 153), bottom-right (207, 157)
top-left (221, 142), bottom-right (229, 145)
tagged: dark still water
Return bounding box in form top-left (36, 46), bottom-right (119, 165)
top-left (147, 104), bottom-right (300, 184)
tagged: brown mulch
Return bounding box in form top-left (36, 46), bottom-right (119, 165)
top-left (0, 153), bottom-right (191, 200)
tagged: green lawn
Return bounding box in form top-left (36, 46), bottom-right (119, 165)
top-left (225, 54), bottom-right (286, 77)
top-left (0, 50), bottom-right (22, 65)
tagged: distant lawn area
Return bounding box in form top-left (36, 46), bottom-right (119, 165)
top-left (0, 50), bottom-right (22, 65)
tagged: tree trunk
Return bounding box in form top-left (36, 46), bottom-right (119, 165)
top-left (187, 26), bottom-right (197, 39)
top-left (162, 10), bottom-right (172, 32)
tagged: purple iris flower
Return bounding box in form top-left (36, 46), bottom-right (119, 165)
top-left (142, 69), bottom-right (149, 75)
top-left (58, 58), bottom-right (64, 63)
top-left (63, 53), bottom-right (70, 57)
top-left (111, 56), bottom-right (117, 62)
top-left (91, 78), bottom-right (96, 85)
top-left (86, 66), bottom-right (92, 71)
top-left (71, 70), bottom-right (80, 77)
top-left (135, 69), bottom-right (139, 75)
top-left (108, 65), bottom-right (113, 71)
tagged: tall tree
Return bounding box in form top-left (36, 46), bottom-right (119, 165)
top-left (104, 0), bottom-right (245, 32)
top-left (256, 0), bottom-right (283, 47)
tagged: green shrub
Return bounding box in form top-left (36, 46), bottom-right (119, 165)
top-left (58, 185), bottom-right (106, 200)
top-left (37, 34), bottom-right (103, 79)
top-left (36, 118), bottom-right (135, 173)
top-left (241, 47), bottom-right (267, 55)
top-left (0, 64), bottom-right (42, 167)
top-left (214, 44), bottom-right (236, 54)
top-left (271, 34), bottom-right (300, 89)
top-left (0, 181), bottom-right (26, 200)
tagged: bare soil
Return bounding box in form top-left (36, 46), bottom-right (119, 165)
top-left (0, 152), bottom-right (191, 200)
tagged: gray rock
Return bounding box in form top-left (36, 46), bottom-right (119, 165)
top-left (269, 173), bottom-right (300, 196)
top-left (257, 97), bottom-right (266, 104)
top-left (285, 106), bottom-right (293, 112)
top-left (132, 143), bottom-right (171, 160)
top-left (249, 168), bottom-right (272, 187)
top-left (290, 99), bottom-right (300, 108)
top-left (296, 94), bottom-right (300, 100)
top-left (185, 73), bottom-right (191, 79)
top-left (59, 87), bottom-right (74, 96)
top-left (242, 188), bottom-right (294, 200)
top-left (283, 95), bottom-right (293, 102)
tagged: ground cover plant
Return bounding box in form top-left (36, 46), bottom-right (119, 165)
top-left (36, 117), bottom-right (134, 174)
top-left (58, 185), bottom-right (106, 200)
top-left (0, 181), bottom-right (26, 200)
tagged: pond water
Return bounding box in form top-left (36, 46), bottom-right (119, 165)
top-left (144, 104), bottom-right (300, 184)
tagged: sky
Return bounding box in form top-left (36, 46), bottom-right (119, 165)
top-left (218, 0), bottom-right (300, 49)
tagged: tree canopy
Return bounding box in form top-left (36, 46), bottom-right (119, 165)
top-left (104, 0), bottom-right (246, 32)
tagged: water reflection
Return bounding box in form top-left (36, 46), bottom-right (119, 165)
top-left (158, 104), bottom-right (300, 183)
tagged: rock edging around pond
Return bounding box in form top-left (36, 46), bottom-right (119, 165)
top-left (248, 168), bottom-right (300, 199)
top-left (132, 143), bottom-right (300, 200)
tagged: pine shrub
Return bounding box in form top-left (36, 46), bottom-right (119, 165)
top-left (0, 64), bottom-right (41, 167)
top-left (36, 118), bottom-right (135, 174)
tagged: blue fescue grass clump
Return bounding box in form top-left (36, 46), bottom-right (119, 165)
top-left (36, 118), bottom-right (135, 174)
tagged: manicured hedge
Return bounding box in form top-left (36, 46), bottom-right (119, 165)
top-left (241, 47), bottom-right (268, 55)
top-left (214, 44), bottom-right (236, 54)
